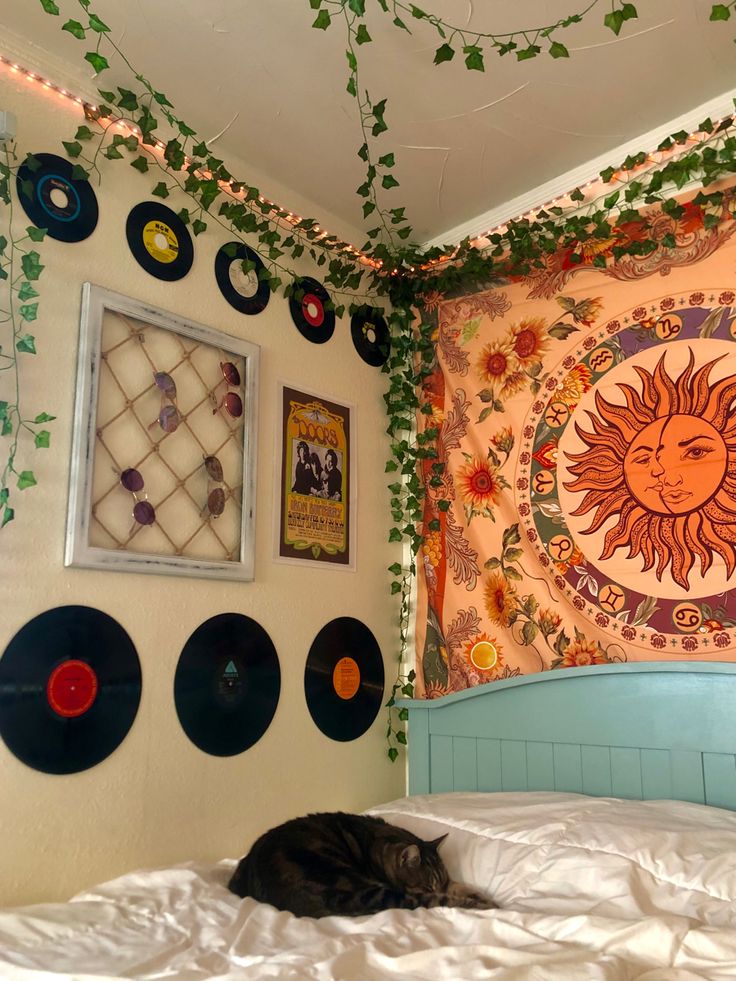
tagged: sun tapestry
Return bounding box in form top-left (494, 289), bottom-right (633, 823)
top-left (415, 189), bottom-right (736, 697)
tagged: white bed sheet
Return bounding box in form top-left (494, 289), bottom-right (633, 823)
top-left (2, 792), bottom-right (736, 980)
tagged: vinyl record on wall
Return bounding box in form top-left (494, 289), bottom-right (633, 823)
top-left (125, 201), bottom-right (194, 281)
top-left (0, 606), bottom-right (142, 774)
top-left (288, 277), bottom-right (335, 344)
top-left (304, 617), bottom-right (384, 742)
top-left (214, 242), bottom-right (271, 315)
top-left (350, 307), bottom-right (391, 367)
top-left (174, 613), bottom-right (281, 757)
top-left (16, 152), bottom-right (99, 243)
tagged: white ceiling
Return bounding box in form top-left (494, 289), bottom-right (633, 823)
top-left (1, 0), bottom-right (735, 247)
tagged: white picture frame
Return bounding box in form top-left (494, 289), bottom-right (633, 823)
top-left (65, 283), bottom-right (259, 581)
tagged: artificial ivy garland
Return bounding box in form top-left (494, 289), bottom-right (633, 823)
top-left (1, 0), bottom-right (735, 760)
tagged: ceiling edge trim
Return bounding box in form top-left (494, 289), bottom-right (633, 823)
top-left (0, 23), bottom-right (99, 103)
top-left (424, 87), bottom-right (736, 250)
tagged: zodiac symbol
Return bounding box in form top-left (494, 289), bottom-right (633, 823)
top-left (548, 535), bottom-right (573, 561)
top-left (544, 402), bottom-right (569, 428)
top-left (655, 315), bottom-right (683, 341)
top-left (532, 470), bottom-right (556, 496)
top-left (589, 348), bottom-right (614, 374)
top-left (599, 583), bottom-right (625, 613)
top-left (672, 602), bottom-right (702, 633)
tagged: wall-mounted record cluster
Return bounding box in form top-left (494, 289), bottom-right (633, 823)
top-left (15, 149), bottom-right (390, 367)
top-left (0, 607), bottom-right (384, 774)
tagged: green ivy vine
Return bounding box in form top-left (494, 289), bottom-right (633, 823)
top-left (2, 0), bottom-right (735, 761)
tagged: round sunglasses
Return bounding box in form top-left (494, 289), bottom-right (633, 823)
top-left (202, 454), bottom-right (226, 518)
top-left (212, 361), bottom-right (243, 420)
top-left (119, 467), bottom-right (155, 527)
top-left (150, 370), bottom-right (181, 434)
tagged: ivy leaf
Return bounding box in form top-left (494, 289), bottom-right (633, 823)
top-left (312, 9), bottom-right (331, 29)
top-left (33, 412), bottom-right (56, 423)
top-left (16, 334), bottom-right (36, 354)
top-left (516, 44), bottom-right (541, 60)
top-left (38, 0), bottom-right (60, 13)
top-left (62, 140), bottom-right (83, 158)
top-left (1, 506), bottom-right (14, 528)
top-left (192, 218), bottom-right (207, 236)
top-left (75, 125), bottom-right (94, 141)
top-left (348, 0), bottom-right (366, 12)
top-left (21, 252), bottom-right (44, 281)
top-left (84, 51), bottom-right (110, 74)
top-left (117, 88), bottom-right (139, 111)
top-left (621, 3), bottom-right (638, 20)
top-left (34, 430), bottom-right (51, 448)
top-left (17, 470), bottom-right (37, 490)
top-left (20, 303), bottom-right (38, 322)
top-left (463, 44), bottom-right (485, 71)
top-left (411, 5), bottom-right (427, 17)
top-left (88, 13), bottom-right (110, 32)
top-left (18, 281), bottom-right (39, 300)
top-left (388, 747), bottom-right (399, 762)
top-left (603, 9), bottom-right (624, 34)
top-left (711, 3), bottom-right (731, 18)
top-left (549, 41), bottom-right (569, 58)
top-left (393, 16), bottom-right (410, 32)
top-left (25, 226), bottom-right (46, 243)
top-left (355, 24), bottom-right (372, 44)
top-left (434, 42), bottom-right (455, 64)
top-left (62, 19), bottom-right (86, 39)
top-left (382, 174), bottom-right (400, 189)
top-left (130, 156), bottom-right (149, 173)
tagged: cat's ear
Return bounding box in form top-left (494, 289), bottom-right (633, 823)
top-left (399, 844), bottom-right (421, 868)
top-left (429, 834), bottom-right (448, 850)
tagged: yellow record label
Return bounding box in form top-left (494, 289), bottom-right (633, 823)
top-left (142, 220), bottom-right (179, 264)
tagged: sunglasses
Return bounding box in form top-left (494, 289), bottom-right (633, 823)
top-left (212, 361), bottom-right (243, 420)
top-left (150, 370), bottom-right (181, 434)
top-left (119, 467), bottom-right (155, 528)
top-left (202, 454), bottom-right (226, 518)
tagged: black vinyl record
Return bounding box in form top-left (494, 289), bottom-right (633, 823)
top-left (214, 242), bottom-right (271, 315)
top-left (16, 152), bottom-right (99, 243)
top-left (0, 606), bottom-right (141, 774)
top-left (351, 307), bottom-right (391, 367)
top-left (289, 277), bottom-right (335, 344)
top-left (126, 201), bottom-right (194, 281)
top-left (174, 613), bottom-right (280, 757)
top-left (304, 617), bottom-right (384, 742)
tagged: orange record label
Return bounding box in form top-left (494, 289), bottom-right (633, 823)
top-left (332, 656), bottom-right (361, 700)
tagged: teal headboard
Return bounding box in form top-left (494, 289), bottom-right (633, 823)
top-left (404, 663), bottom-right (736, 810)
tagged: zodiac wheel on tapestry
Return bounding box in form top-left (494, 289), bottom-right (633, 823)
top-left (517, 291), bottom-right (736, 656)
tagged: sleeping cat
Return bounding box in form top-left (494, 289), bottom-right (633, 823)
top-left (228, 811), bottom-right (496, 918)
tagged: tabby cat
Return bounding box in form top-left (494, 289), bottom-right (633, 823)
top-left (228, 811), bottom-right (496, 918)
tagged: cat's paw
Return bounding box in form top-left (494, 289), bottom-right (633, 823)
top-left (448, 883), bottom-right (497, 910)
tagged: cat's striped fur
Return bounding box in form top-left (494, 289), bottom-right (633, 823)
top-left (228, 811), bottom-right (496, 918)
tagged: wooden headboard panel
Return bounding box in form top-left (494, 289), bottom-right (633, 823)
top-left (404, 663), bottom-right (736, 810)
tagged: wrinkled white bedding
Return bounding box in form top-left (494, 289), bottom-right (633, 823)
top-left (2, 792), bottom-right (736, 980)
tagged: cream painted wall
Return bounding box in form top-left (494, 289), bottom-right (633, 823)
top-left (0, 73), bottom-right (404, 906)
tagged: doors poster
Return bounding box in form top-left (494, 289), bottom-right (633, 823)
top-left (276, 384), bottom-right (355, 569)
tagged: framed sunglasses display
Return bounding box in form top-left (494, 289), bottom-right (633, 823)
top-left (65, 284), bottom-right (259, 580)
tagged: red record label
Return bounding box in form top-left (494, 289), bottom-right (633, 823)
top-left (46, 660), bottom-right (98, 718)
top-left (302, 293), bottom-right (325, 327)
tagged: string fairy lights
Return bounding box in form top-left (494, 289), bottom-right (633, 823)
top-left (1, 50), bottom-right (732, 272)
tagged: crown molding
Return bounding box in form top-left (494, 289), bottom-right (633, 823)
top-left (0, 24), bottom-right (100, 104)
top-left (424, 87), bottom-right (736, 250)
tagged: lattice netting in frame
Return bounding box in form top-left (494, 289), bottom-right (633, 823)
top-left (90, 309), bottom-right (245, 562)
top-left (414, 185), bottom-right (736, 698)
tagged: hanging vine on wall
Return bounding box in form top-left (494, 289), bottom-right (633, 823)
top-left (0, 147), bottom-right (56, 528)
top-left (2, 0), bottom-right (736, 759)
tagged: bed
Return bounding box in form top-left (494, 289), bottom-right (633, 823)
top-left (2, 663), bottom-right (736, 980)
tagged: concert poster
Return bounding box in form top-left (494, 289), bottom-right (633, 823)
top-left (276, 384), bottom-right (355, 569)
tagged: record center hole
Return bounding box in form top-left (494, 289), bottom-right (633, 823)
top-left (306, 301), bottom-right (319, 320)
top-left (154, 232), bottom-right (169, 251)
top-left (49, 187), bottom-right (69, 209)
top-left (366, 326), bottom-right (376, 343)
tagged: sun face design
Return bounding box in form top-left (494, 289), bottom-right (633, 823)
top-left (563, 346), bottom-right (736, 590)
